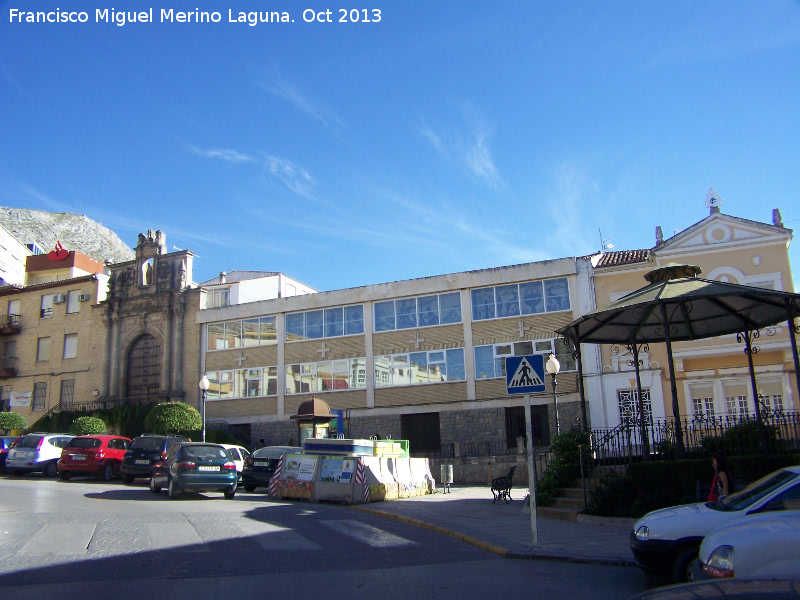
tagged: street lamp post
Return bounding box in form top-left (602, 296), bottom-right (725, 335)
top-left (199, 375), bottom-right (210, 442)
top-left (546, 354), bottom-right (561, 435)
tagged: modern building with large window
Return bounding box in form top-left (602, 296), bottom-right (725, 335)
top-left (197, 257), bottom-right (595, 451)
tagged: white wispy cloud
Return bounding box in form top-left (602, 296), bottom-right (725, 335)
top-left (419, 107), bottom-right (504, 189)
top-left (185, 144), bottom-right (257, 164)
top-left (256, 66), bottom-right (345, 135)
top-left (260, 153), bottom-right (318, 201)
top-left (185, 143), bottom-right (320, 202)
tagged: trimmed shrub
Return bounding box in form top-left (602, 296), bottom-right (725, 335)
top-left (536, 430), bottom-right (591, 506)
top-left (69, 416), bottom-right (107, 435)
top-left (144, 402), bottom-right (201, 435)
top-left (0, 411), bottom-right (27, 432)
top-left (701, 421), bottom-right (784, 455)
top-left (585, 453), bottom-right (800, 518)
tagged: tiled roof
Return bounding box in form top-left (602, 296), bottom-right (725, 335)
top-left (594, 250), bottom-right (650, 268)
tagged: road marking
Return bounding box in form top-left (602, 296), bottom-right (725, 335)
top-left (19, 523), bottom-right (96, 555)
top-left (146, 523), bottom-right (208, 552)
top-left (320, 520), bottom-right (415, 548)
top-left (237, 520), bottom-right (322, 550)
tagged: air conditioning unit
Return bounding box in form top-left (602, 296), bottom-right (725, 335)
top-left (53, 293), bottom-right (66, 304)
top-left (78, 294), bottom-right (90, 302)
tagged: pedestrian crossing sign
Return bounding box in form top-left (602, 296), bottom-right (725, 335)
top-left (505, 354), bottom-right (546, 394)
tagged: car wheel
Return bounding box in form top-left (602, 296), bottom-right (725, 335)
top-left (149, 476), bottom-right (161, 494)
top-left (122, 474), bottom-right (135, 484)
top-left (44, 462), bottom-right (58, 478)
top-left (224, 485), bottom-right (236, 500)
top-left (168, 477), bottom-right (180, 500)
top-left (243, 483), bottom-right (256, 492)
top-left (101, 464), bottom-right (114, 482)
top-left (672, 545), bottom-right (699, 583)
top-left (59, 471), bottom-right (71, 481)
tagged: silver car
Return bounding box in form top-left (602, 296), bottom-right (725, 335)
top-left (6, 433), bottom-right (74, 477)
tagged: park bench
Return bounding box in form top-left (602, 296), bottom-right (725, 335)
top-left (490, 466), bottom-right (516, 504)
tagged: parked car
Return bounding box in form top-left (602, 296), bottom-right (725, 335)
top-left (5, 433), bottom-right (74, 477)
top-left (149, 442), bottom-right (238, 500)
top-left (0, 436), bottom-right (20, 471)
top-left (221, 444), bottom-right (250, 481)
top-left (240, 446), bottom-right (302, 492)
top-left (695, 510), bottom-right (800, 580)
top-left (626, 578), bottom-right (800, 600)
top-left (630, 466), bottom-right (800, 583)
top-left (57, 435), bottom-right (132, 481)
top-left (120, 434), bottom-right (188, 483)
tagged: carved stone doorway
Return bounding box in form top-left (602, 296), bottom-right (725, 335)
top-left (125, 334), bottom-right (161, 402)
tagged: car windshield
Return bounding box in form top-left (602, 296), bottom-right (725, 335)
top-left (709, 469), bottom-right (797, 512)
top-left (182, 445), bottom-right (228, 460)
top-left (67, 438), bottom-right (101, 449)
top-left (130, 438), bottom-right (165, 451)
top-left (16, 435), bottom-right (43, 449)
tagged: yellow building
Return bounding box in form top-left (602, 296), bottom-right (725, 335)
top-left (587, 200), bottom-right (797, 432)
top-left (0, 248), bottom-right (109, 426)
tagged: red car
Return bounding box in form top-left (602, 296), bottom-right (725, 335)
top-left (57, 435), bottom-right (132, 481)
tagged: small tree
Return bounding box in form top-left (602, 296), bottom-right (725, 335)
top-left (69, 416), bottom-right (107, 436)
top-left (0, 411), bottom-right (26, 433)
top-left (145, 401), bottom-right (201, 435)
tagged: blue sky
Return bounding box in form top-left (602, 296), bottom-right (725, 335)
top-left (1, 1), bottom-right (799, 291)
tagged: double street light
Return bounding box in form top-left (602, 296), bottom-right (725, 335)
top-left (199, 374), bottom-right (210, 442)
top-left (545, 354), bottom-right (561, 435)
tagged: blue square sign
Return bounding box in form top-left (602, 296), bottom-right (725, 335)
top-left (506, 354), bottom-right (546, 394)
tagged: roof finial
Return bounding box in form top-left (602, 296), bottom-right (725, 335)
top-left (773, 209), bottom-right (784, 228)
top-left (705, 187), bottom-right (722, 214)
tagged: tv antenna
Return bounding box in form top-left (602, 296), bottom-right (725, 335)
top-left (599, 229), bottom-right (614, 253)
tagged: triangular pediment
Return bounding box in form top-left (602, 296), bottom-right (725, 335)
top-left (655, 211), bottom-right (790, 256)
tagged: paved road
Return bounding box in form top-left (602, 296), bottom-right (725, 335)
top-left (0, 475), bottom-right (648, 599)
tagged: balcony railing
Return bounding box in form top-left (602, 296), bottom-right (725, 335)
top-left (0, 314), bottom-right (21, 334)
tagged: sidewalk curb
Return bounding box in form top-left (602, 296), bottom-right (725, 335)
top-left (350, 505), bottom-right (637, 567)
top-left (350, 505), bottom-right (510, 556)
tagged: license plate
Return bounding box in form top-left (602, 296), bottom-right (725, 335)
top-left (135, 459), bottom-right (150, 465)
top-left (197, 465), bottom-right (218, 472)
top-left (71, 455), bottom-right (86, 461)
top-left (254, 461), bottom-right (270, 467)
top-left (12, 450), bottom-right (26, 459)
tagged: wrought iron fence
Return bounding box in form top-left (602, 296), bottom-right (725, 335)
top-left (579, 411), bottom-right (800, 504)
top-left (586, 411), bottom-right (800, 465)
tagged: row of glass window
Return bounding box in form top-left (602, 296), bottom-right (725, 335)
top-left (206, 277), bottom-right (572, 351)
top-left (286, 306), bottom-right (365, 341)
top-left (285, 358), bottom-right (368, 395)
top-left (474, 339), bottom-right (576, 380)
top-left (692, 394), bottom-right (784, 417)
top-left (471, 278), bottom-right (570, 320)
top-left (374, 349), bottom-right (466, 386)
top-left (206, 341), bottom-right (578, 399)
top-left (374, 292), bottom-right (462, 332)
top-left (208, 317), bottom-right (277, 351)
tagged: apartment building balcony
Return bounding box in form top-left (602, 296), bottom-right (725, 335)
top-left (0, 356), bottom-right (18, 378)
top-left (0, 314), bottom-right (21, 335)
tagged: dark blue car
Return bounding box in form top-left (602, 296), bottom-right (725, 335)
top-left (149, 442), bottom-right (238, 500)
